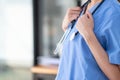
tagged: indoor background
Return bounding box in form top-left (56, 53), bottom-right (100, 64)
top-left (0, 0), bottom-right (86, 80)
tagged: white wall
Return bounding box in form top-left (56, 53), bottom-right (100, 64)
top-left (0, 0), bottom-right (33, 68)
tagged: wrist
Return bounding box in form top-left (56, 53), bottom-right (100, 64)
top-left (82, 30), bottom-right (95, 41)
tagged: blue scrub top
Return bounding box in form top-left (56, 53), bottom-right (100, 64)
top-left (56, 0), bottom-right (120, 80)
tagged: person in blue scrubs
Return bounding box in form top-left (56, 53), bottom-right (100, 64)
top-left (56, 0), bottom-right (120, 80)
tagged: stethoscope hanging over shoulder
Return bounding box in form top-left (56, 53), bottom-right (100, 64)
top-left (54, 0), bottom-right (104, 55)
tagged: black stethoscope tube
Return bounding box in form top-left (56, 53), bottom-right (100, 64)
top-left (73, 0), bottom-right (105, 37)
top-left (54, 0), bottom-right (104, 55)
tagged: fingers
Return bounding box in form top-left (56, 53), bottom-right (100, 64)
top-left (86, 11), bottom-right (93, 20)
top-left (68, 13), bottom-right (79, 22)
top-left (79, 11), bottom-right (93, 21)
top-left (67, 8), bottom-right (81, 21)
top-left (67, 7), bottom-right (81, 15)
top-left (62, 7), bottom-right (81, 31)
top-left (70, 14), bottom-right (79, 21)
top-left (67, 7), bottom-right (81, 16)
top-left (77, 11), bottom-right (93, 26)
top-left (70, 7), bottom-right (81, 11)
top-left (70, 10), bottom-right (80, 15)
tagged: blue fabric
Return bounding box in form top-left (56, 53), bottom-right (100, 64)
top-left (56, 0), bottom-right (120, 80)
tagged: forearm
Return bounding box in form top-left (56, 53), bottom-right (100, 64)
top-left (83, 31), bottom-right (120, 80)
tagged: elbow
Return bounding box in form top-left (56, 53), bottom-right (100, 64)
top-left (108, 65), bottom-right (120, 80)
top-left (110, 78), bottom-right (120, 80)
top-left (109, 75), bottom-right (120, 80)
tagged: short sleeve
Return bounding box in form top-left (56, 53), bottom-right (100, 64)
top-left (102, 15), bottom-right (120, 65)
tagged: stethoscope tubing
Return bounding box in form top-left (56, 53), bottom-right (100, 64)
top-left (54, 0), bottom-right (104, 55)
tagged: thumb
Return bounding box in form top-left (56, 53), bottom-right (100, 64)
top-left (86, 10), bottom-right (93, 20)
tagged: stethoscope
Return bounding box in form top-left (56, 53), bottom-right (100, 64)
top-left (54, 0), bottom-right (104, 55)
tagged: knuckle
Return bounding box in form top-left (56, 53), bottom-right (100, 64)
top-left (75, 16), bottom-right (78, 18)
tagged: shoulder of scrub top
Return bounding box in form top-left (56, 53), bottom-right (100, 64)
top-left (98, 13), bottom-right (120, 34)
top-left (102, 0), bottom-right (120, 17)
top-left (93, 0), bottom-right (120, 32)
top-left (111, 0), bottom-right (120, 13)
top-left (93, 0), bottom-right (119, 20)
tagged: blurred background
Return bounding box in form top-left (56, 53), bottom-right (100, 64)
top-left (0, 0), bottom-right (85, 80)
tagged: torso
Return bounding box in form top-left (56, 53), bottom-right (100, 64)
top-left (56, 0), bottom-right (120, 80)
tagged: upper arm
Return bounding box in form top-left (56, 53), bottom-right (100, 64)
top-left (118, 65), bottom-right (120, 72)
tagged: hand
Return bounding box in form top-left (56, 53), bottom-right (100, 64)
top-left (62, 7), bottom-right (81, 31)
top-left (76, 11), bottom-right (94, 38)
